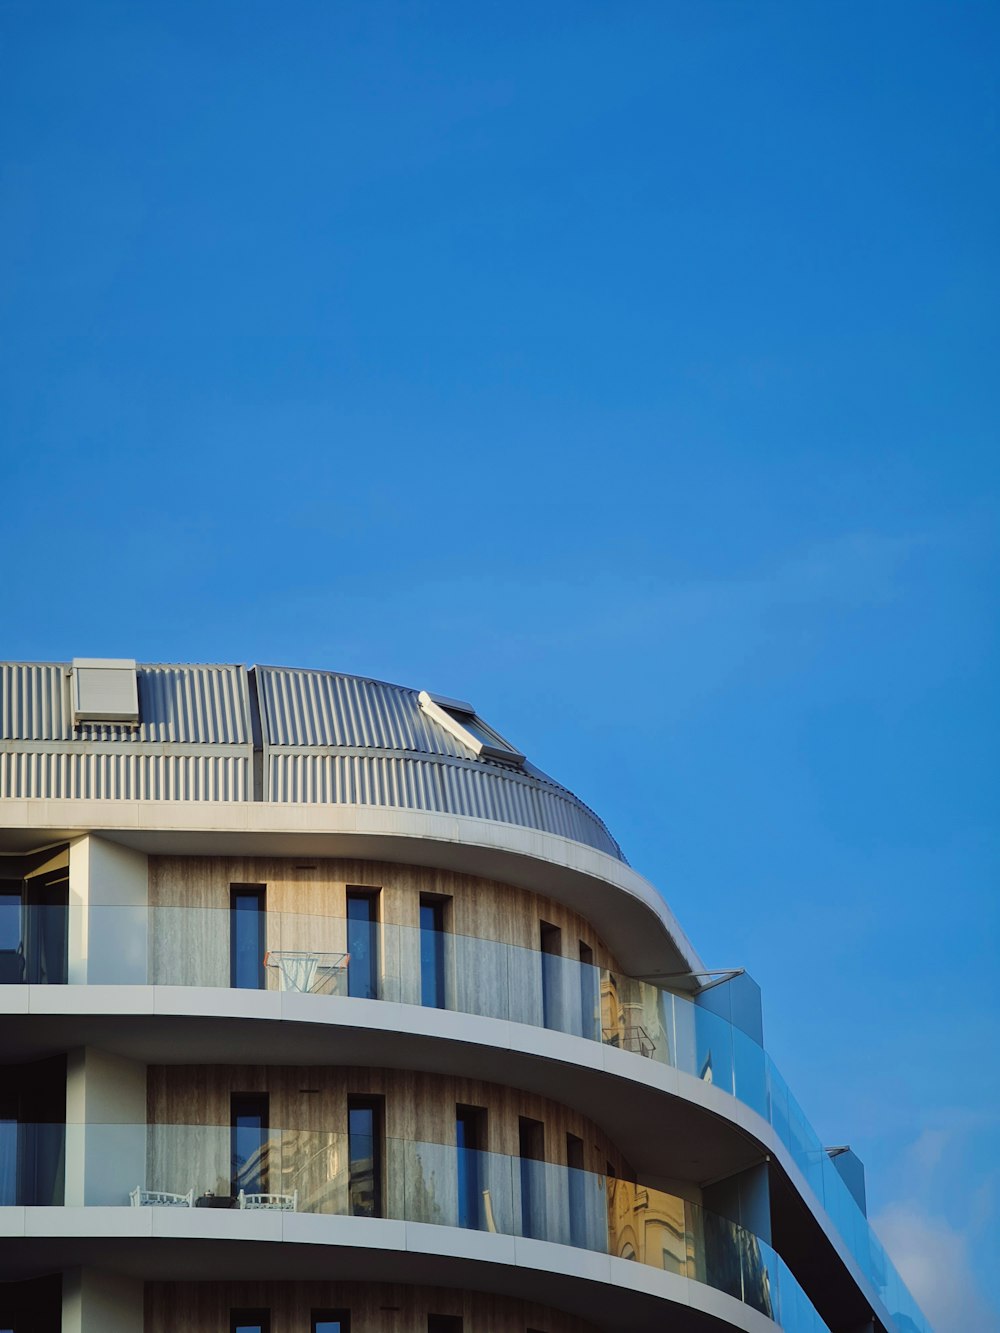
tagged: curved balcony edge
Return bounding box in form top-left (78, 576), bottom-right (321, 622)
top-left (0, 801), bottom-right (703, 985)
top-left (0, 1209), bottom-right (795, 1333)
top-left (0, 985), bottom-right (892, 1332)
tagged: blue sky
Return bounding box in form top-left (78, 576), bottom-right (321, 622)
top-left (1, 3), bottom-right (997, 1327)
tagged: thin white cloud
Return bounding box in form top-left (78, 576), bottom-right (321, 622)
top-left (873, 1201), bottom-right (1000, 1333)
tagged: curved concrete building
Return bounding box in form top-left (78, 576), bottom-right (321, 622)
top-left (0, 661), bottom-right (931, 1333)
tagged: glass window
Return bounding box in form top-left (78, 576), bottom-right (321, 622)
top-left (348, 1097), bottom-right (382, 1218)
top-left (456, 1105), bottom-right (487, 1231)
top-left (417, 691), bottom-right (525, 765)
top-left (0, 890), bottom-right (20, 953)
top-left (539, 922), bottom-right (562, 1030)
top-left (346, 891), bottom-right (379, 1000)
top-left (230, 886), bottom-right (266, 990)
top-left (0, 1118), bottom-right (16, 1206)
top-left (518, 1117), bottom-right (545, 1239)
top-left (312, 1313), bottom-right (350, 1333)
top-left (230, 1311), bottom-right (269, 1333)
top-left (567, 1133), bottom-right (586, 1247)
top-left (578, 941), bottom-right (598, 1039)
top-left (25, 873), bottom-right (68, 986)
top-left (420, 898), bottom-right (446, 1008)
top-left (0, 891), bottom-right (22, 986)
top-left (231, 1094), bottom-right (268, 1196)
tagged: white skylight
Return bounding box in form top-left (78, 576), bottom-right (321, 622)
top-left (418, 691), bottom-right (525, 766)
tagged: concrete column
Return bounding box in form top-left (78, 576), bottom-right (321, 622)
top-left (65, 1048), bottom-right (147, 1207)
top-left (68, 835), bottom-right (149, 985)
top-left (62, 1268), bottom-right (143, 1333)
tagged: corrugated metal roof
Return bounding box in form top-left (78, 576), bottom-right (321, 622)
top-left (0, 661), bottom-right (624, 858)
top-left (266, 753), bottom-right (621, 857)
top-left (258, 666), bottom-right (474, 756)
top-left (0, 750), bottom-right (248, 802)
top-left (257, 666), bottom-right (622, 859)
top-left (0, 663), bottom-right (250, 744)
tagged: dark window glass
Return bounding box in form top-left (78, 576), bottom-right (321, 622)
top-left (456, 1105), bottom-right (487, 1231)
top-left (312, 1312), bottom-right (350, 1333)
top-left (348, 1097), bottom-right (382, 1217)
top-left (231, 1094), bottom-right (268, 1196)
top-left (0, 890), bottom-right (20, 953)
top-left (23, 872), bottom-right (68, 986)
top-left (420, 899), bottom-right (446, 1008)
top-left (0, 891), bottom-right (22, 985)
top-left (539, 922), bottom-right (562, 1030)
top-left (230, 886), bottom-right (266, 990)
top-left (346, 891), bottom-right (378, 999)
top-left (567, 1133), bottom-right (586, 1247)
top-left (518, 1117), bottom-right (545, 1239)
top-left (0, 1119), bottom-right (16, 1206)
top-left (427, 1318), bottom-right (463, 1333)
top-left (578, 941), bottom-right (596, 1039)
top-left (230, 1311), bottom-right (269, 1333)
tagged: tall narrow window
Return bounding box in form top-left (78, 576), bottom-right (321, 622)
top-left (312, 1312), bottom-right (350, 1333)
top-left (0, 889), bottom-right (22, 985)
top-left (230, 1310), bottom-right (269, 1333)
top-left (0, 1094), bottom-right (17, 1207)
top-left (231, 1094), bottom-right (268, 1197)
top-left (348, 1096), bottom-right (383, 1218)
top-left (518, 1117), bottom-right (545, 1239)
top-left (456, 1105), bottom-right (487, 1231)
top-left (539, 922), bottom-right (562, 1030)
top-left (346, 890), bottom-right (379, 1000)
top-left (578, 941), bottom-right (596, 1040)
top-left (420, 896), bottom-right (447, 1008)
top-left (567, 1132), bottom-right (586, 1248)
top-left (230, 885), bottom-right (266, 990)
top-left (23, 871), bottom-right (68, 986)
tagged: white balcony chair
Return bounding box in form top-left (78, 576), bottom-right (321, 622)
top-left (130, 1187), bottom-right (193, 1207)
top-left (238, 1188), bottom-right (298, 1211)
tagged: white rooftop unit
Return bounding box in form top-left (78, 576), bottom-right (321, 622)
top-left (71, 658), bottom-right (140, 726)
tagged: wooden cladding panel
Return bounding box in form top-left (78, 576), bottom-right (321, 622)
top-left (146, 1065), bottom-right (630, 1178)
top-left (148, 855), bottom-right (621, 969)
top-left (145, 1281), bottom-right (599, 1333)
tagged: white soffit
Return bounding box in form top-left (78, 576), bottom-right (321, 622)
top-left (71, 658), bottom-right (140, 726)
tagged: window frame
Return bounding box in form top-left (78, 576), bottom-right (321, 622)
top-left (347, 1094), bottom-right (384, 1218)
top-left (229, 884), bottom-right (266, 990)
top-left (419, 894), bottom-right (449, 1009)
top-left (345, 887), bottom-right (380, 1000)
top-left (230, 1092), bottom-right (269, 1197)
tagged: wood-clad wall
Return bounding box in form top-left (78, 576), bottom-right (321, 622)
top-left (144, 1281), bottom-right (600, 1333)
top-left (148, 856), bottom-right (621, 963)
top-left (146, 1065), bottom-right (629, 1174)
top-left (143, 1066), bottom-right (641, 1224)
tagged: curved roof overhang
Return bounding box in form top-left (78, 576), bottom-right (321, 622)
top-left (0, 798), bottom-right (704, 986)
top-left (0, 1214), bottom-right (774, 1333)
top-left (0, 989), bottom-right (885, 1333)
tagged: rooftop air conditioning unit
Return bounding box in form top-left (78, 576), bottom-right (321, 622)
top-left (71, 658), bottom-right (140, 726)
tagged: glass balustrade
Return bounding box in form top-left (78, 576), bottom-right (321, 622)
top-left (0, 1121), bottom-right (65, 1205)
top-left (0, 904), bottom-right (933, 1333)
top-left (35, 1121), bottom-right (826, 1332)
